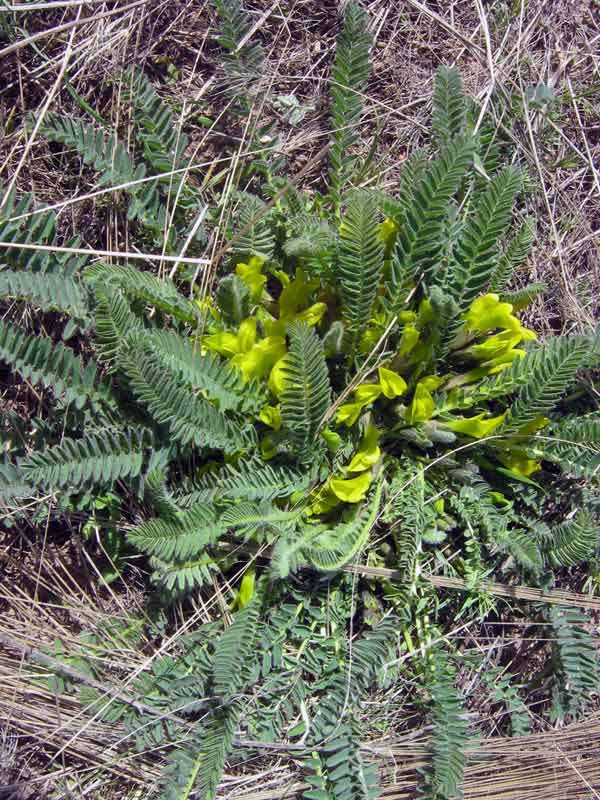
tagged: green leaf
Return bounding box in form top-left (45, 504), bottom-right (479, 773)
top-left (85, 263), bottom-right (199, 324)
top-left (141, 329), bottom-right (265, 412)
top-left (159, 701), bottom-right (241, 800)
top-left (280, 322), bottom-right (331, 462)
top-left (549, 606), bottom-right (598, 720)
top-left (37, 112), bottom-right (163, 224)
top-left (541, 414), bottom-right (600, 478)
top-left (489, 217), bottom-right (536, 292)
top-left (545, 512), bottom-right (600, 568)
top-left (184, 458), bottom-right (311, 504)
top-left (0, 320), bottom-right (112, 410)
top-left (449, 166), bottom-right (522, 314)
top-left (0, 270), bottom-right (88, 318)
top-left (217, 274), bottom-right (251, 326)
top-left (20, 429), bottom-right (149, 490)
top-left (389, 135), bottom-right (475, 302)
top-left (93, 286), bottom-right (141, 370)
top-left (127, 504), bottom-right (221, 561)
top-left (328, 2), bottom-right (373, 206)
top-left (122, 345), bottom-right (251, 452)
top-left (230, 193), bottom-right (274, 261)
top-left (502, 336), bottom-right (589, 433)
top-left (432, 66), bottom-right (466, 148)
top-left (424, 650), bottom-right (470, 800)
top-left (337, 191), bottom-right (385, 356)
top-left (212, 581), bottom-right (265, 697)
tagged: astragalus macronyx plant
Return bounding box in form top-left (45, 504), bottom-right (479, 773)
top-left (2, 2), bottom-right (600, 799)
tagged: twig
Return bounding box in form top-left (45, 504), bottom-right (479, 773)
top-left (344, 564), bottom-right (600, 610)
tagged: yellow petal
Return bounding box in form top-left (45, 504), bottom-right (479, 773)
top-left (489, 491), bottom-right (511, 507)
top-left (471, 330), bottom-right (519, 361)
top-left (260, 435), bottom-right (278, 461)
top-left (406, 382), bottom-right (436, 424)
top-left (497, 450), bottom-right (541, 477)
top-left (444, 411), bottom-right (507, 438)
top-left (484, 347), bottom-right (527, 368)
top-left (347, 426), bottom-right (381, 472)
top-left (354, 383), bottom-right (382, 405)
top-left (236, 255), bottom-right (266, 301)
top-left (272, 268), bottom-right (290, 289)
top-left (330, 471), bottom-right (373, 503)
top-left (336, 402), bottom-right (364, 427)
top-left (237, 317), bottom-right (258, 352)
top-left (278, 268), bottom-right (319, 317)
top-left (398, 311), bottom-right (418, 324)
top-left (232, 335), bottom-right (286, 381)
top-left (195, 295), bottom-right (221, 321)
top-left (378, 367), bottom-right (408, 399)
top-left (399, 323), bottom-right (420, 356)
top-left (378, 217), bottom-right (397, 245)
top-left (322, 427), bottom-right (343, 452)
top-left (420, 374), bottom-right (444, 392)
top-left (259, 404), bottom-right (282, 431)
top-left (203, 331), bottom-right (241, 357)
top-left (514, 415), bottom-right (549, 436)
top-left (464, 293), bottom-right (517, 333)
top-left (268, 355), bottom-right (289, 398)
top-left (308, 485), bottom-right (342, 515)
top-left (296, 302), bottom-right (327, 327)
top-left (230, 569), bottom-right (255, 610)
top-left (417, 298), bottom-right (435, 326)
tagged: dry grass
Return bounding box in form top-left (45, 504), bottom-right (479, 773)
top-left (2, 545), bottom-right (600, 799)
top-left (2, 0), bottom-right (599, 334)
top-left (1, 0), bottom-right (600, 797)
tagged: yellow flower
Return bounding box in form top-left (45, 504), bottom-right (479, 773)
top-left (296, 302), bottom-right (327, 327)
top-left (260, 435), bottom-right (278, 461)
top-left (444, 411), bottom-right (507, 439)
top-left (417, 298), bottom-right (435, 326)
top-left (330, 471), bottom-right (373, 503)
top-left (259, 404), bottom-right (282, 431)
top-left (378, 367), bottom-right (407, 400)
top-left (399, 323), bottom-right (420, 356)
top-left (406, 381), bottom-right (436, 424)
top-left (471, 328), bottom-right (536, 363)
top-left (354, 383), bottom-right (382, 405)
top-left (497, 450), bottom-right (541, 477)
top-left (336, 383), bottom-right (381, 427)
top-left (203, 330), bottom-right (241, 358)
top-left (308, 483), bottom-right (341, 515)
top-left (230, 569), bottom-right (255, 610)
top-left (465, 293), bottom-right (517, 333)
top-left (420, 374), bottom-right (444, 392)
top-left (237, 317), bottom-right (257, 351)
top-left (347, 426), bottom-right (380, 472)
top-left (322, 427), bottom-right (343, 452)
top-left (194, 295), bottom-right (220, 321)
top-left (277, 268), bottom-right (320, 317)
top-left (398, 311), bottom-right (417, 324)
top-left (204, 312), bottom-right (286, 383)
top-left (378, 217), bottom-right (397, 246)
top-left (231, 335), bottom-right (286, 381)
top-left (336, 402), bottom-right (365, 427)
top-left (268, 355), bottom-right (289, 398)
top-left (335, 370), bottom-right (407, 427)
top-left (236, 255), bottom-right (266, 301)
